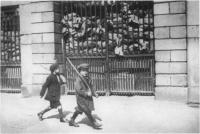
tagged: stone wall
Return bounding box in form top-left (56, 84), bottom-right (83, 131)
top-left (187, 1), bottom-right (199, 103)
top-left (19, 1), bottom-right (63, 96)
top-left (154, 1), bottom-right (188, 102)
top-left (19, 3), bottom-right (33, 97)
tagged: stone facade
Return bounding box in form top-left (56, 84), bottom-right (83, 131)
top-left (18, 1), bottom-right (62, 96)
top-left (187, 1), bottom-right (199, 103)
top-left (154, 1), bottom-right (199, 103)
top-left (1, 1), bottom-right (199, 103)
top-left (19, 3), bottom-right (33, 97)
top-left (154, 1), bottom-right (184, 102)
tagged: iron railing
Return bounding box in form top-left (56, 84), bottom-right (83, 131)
top-left (64, 55), bottom-right (154, 95)
top-left (61, 1), bottom-right (155, 95)
top-left (1, 6), bottom-right (21, 92)
top-left (62, 1), bottom-right (154, 56)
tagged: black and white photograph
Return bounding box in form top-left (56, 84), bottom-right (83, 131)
top-left (0, 0), bottom-right (199, 133)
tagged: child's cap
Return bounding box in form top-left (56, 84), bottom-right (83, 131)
top-left (77, 63), bottom-right (89, 71)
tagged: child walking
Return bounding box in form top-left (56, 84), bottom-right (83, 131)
top-left (68, 63), bottom-right (102, 129)
top-left (37, 63), bottom-right (66, 122)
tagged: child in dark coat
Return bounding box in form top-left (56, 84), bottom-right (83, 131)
top-left (37, 63), bottom-right (66, 122)
top-left (68, 63), bottom-right (102, 129)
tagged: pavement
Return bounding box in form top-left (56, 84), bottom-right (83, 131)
top-left (0, 93), bottom-right (199, 133)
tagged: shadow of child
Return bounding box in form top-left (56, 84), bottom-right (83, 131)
top-left (44, 111), bottom-right (72, 121)
top-left (78, 114), bottom-right (102, 129)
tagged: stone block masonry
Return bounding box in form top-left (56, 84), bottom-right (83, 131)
top-left (187, 0), bottom-right (199, 103)
top-left (31, 2), bottom-right (63, 95)
top-left (154, 1), bottom-right (187, 102)
top-left (19, 3), bottom-right (33, 97)
top-left (19, 1), bottom-right (63, 96)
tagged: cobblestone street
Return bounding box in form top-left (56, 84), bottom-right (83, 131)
top-left (0, 94), bottom-right (199, 133)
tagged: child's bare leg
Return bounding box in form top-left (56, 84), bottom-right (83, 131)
top-left (37, 106), bottom-right (52, 121)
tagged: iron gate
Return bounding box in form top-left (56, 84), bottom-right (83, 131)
top-left (1, 6), bottom-right (21, 92)
top-left (62, 1), bottom-right (155, 95)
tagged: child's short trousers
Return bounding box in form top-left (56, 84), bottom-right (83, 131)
top-left (49, 100), bottom-right (61, 108)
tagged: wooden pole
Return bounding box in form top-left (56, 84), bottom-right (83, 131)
top-left (65, 57), bottom-right (93, 94)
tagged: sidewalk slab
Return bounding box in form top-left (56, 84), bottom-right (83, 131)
top-left (0, 94), bottom-right (199, 133)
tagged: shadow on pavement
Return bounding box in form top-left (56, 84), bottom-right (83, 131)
top-left (44, 111), bottom-right (72, 121)
top-left (78, 114), bottom-right (103, 129)
top-left (188, 103), bottom-right (199, 108)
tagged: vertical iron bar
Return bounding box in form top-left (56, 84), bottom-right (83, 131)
top-left (110, 2), bottom-right (113, 56)
top-left (94, 1), bottom-right (97, 56)
top-left (147, 8), bottom-right (150, 52)
top-left (84, 2), bottom-right (87, 55)
top-left (71, 3), bottom-right (75, 54)
top-left (104, 2), bottom-right (110, 96)
top-left (80, 2), bottom-right (83, 56)
top-left (65, 3), bottom-right (70, 54)
top-left (90, 2), bottom-right (93, 55)
top-left (100, 3), bottom-right (103, 54)
top-left (76, 2), bottom-right (80, 55)
top-left (61, 1), bottom-right (67, 93)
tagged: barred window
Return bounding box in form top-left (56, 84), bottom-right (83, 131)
top-left (1, 6), bottom-right (20, 64)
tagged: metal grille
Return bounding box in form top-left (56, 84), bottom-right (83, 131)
top-left (65, 57), bottom-right (107, 94)
top-left (62, 1), bottom-right (155, 95)
top-left (65, 56), bottom-right (154, 95)
top-left (1, 6), bottom-right (21, 91)
top-left (109, 55), bottom-right (154, 95)
top-left (62, 1), bottom-right (154, 56)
